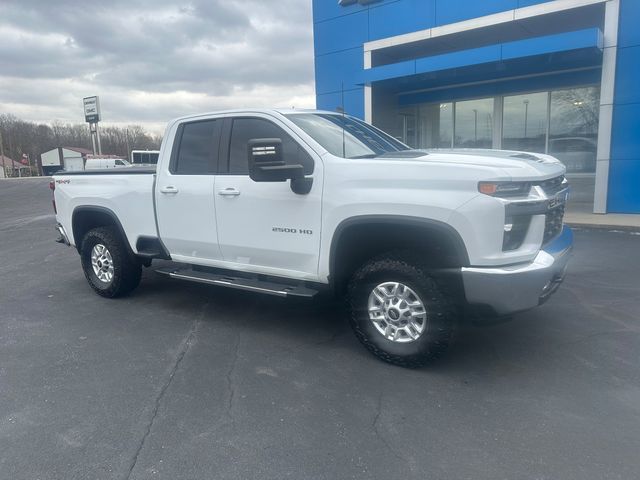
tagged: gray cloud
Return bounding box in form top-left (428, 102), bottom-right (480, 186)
top-left (0, 0), bottom-right (315, 132)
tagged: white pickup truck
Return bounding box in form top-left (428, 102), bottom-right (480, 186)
top-left (51, 109), bottom-right (572, 367)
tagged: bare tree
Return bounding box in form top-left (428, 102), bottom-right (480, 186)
top-left (0, 114), bottom-right (162, 174)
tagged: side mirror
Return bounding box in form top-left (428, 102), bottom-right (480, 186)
top-left (248, 138), bottom-right (304, 182)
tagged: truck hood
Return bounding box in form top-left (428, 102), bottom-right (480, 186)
top-left (380, 148), bottom-right (566, 180)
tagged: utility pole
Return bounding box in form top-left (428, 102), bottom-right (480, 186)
top-left (125, 128), bottom-right (131, 163)
top-left (473, 109), bottom-right (478, 145)
top-left (96, 123), bottom-right (102, 155)
top-left (90, 129), bottom-right (97, 155)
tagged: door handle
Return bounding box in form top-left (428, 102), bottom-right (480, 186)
top-left (218, 188), bottom-right (241, 197)
top-left (159, 186), bottom-right (179, 194)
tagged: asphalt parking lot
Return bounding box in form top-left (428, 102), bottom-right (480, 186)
top-left (1, 178), bottom-right (639, 480)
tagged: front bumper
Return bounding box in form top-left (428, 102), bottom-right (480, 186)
top-left (461, 226), bottom-right (573, 316)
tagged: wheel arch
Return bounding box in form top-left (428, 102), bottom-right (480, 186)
top-left (328, 215), bottom-right (470, 293)
top-left (72, 206), bottom-right (132, 254)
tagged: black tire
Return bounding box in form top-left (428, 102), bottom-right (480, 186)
top-left (347, 251), bottom-right (457, 368)
top-left (80, 226), bottom-right (142, 298)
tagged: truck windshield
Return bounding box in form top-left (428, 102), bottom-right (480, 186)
top-left (285, 113), bottom-right (409, 159)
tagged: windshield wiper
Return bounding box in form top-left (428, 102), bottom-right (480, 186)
top-left (349, 153), bottom-right (379, 159)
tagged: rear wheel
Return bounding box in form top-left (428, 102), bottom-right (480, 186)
top-left (347, 252), bottom-right (457, 368)
top-left (80, 226), bottom-right (142, 298)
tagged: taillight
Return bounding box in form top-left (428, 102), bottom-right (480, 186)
top-left (49, 180), bottom-right (55, 191)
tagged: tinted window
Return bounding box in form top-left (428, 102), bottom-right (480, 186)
top-left (174, 120), bottom-right (218, 174)
top-left (228, 118), bottom-right (313, 175)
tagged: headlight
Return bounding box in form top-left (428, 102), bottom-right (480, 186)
top-left (478, 181), bottom-right (531, 197)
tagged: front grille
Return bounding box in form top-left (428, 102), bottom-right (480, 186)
top-left (538, 175), bottom-right (566, 196)
top-left (544, 204), bottom-right (565, 244)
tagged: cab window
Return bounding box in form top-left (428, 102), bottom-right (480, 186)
top-left (172, 120), bottom-right (220, 175)
top-left (227, 117), bottom-right (313, 175)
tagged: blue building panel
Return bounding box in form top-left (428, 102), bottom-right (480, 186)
top-left (607, 159), bottom-right (640, 212)
top-left (415, 45), bottom-right (502, 75)
top-left (315, 47), bottom-right (365, 95)
top-left (433, 0), bottom-right (517, 26)
top-left (617, 0), bottom-right (640, 48)
top-left (368, 0), bottom-right (436, 41)
top-left (614, 45), bottom-right (640, 106)
top-left (516, 0), bottom-right (555, 7)
top-left (312, 1), bottom-right (363, 24)
top-left (364, 28), bottom-right (602, 85)
top-left (313, 10), bottom-right (368, 56)
top-left (613, 0), bottom-right (640, 210)
top-left (500, 29), bottom-right (602, 60)
top-left (610, 102), bottom-right (640, 161)
top-left (365, 59), bottom-right (416, 83)
top-left (317, 88), bottom-right (365, 118)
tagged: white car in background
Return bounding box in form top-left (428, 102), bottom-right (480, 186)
top-left (85, 158), bottom-right (132, 170)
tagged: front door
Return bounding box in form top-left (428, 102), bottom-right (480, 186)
top-left (155, 119), bottom-right (222, 261)
top-left (214, 115), bottom-right (323, 280)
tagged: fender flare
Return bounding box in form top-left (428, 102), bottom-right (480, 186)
top-left (328, 214), bottom-right (470, 279)
top-left (71, 205), bottom-right (133, 254)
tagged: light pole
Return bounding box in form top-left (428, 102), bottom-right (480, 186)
top-left (0, 131), bottom-right (6, 177)
top-left (472, 109), bottom-right (478, 145)
top-left (523, 99), bottom-right (530, 138)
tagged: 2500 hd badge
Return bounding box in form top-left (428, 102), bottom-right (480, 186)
top-left (272, 227), bottom-right (313, 235)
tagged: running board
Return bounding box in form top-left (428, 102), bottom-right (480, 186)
top-left (155, 267), bottom-right (318, 298)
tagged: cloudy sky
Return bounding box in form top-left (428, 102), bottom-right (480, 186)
top-left (0, 0), bottom-right (316, 133)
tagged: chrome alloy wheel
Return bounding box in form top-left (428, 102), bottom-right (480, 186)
top-left (91, 244), bottom-right (114, 284)
top-left (367, 282), bottom-right (427, 343)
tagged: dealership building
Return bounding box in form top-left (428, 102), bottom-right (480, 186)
top-left (312, 0), bottom-right (639, 213)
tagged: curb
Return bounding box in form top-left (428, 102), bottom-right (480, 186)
top-left (567, 222), bottom-right (640, 233)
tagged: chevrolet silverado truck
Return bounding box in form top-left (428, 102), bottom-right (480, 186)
top-left (51, 109), bottom-right (572, 367)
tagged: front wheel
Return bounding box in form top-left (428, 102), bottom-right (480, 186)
top-left (80, 226), bottom-right (142, 298)
top-left (347, 252), bottom-right (457, 368)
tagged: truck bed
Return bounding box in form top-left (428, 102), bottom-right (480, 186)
top-left (58, 166), bottom-right (157, 175)
top-left (53, 169), bottom-right (158, 251)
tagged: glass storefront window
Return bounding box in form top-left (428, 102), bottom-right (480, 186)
top-left (417, 103), bottom-right (453, 148)
top-left (396, 106), bottom-right (418, 147)
top-left (502, 92), bottom-right (548, 153)
top-left (386, 87), bottom-right (599, 170)
top-left (549, 87), bottom-right (600, 173)
top-left (380, 85), bottom-right (601, 212)
top-left (454, 98), bottom-right (493, 148)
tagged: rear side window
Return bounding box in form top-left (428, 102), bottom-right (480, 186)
top-left (228, 118), bottom-right (313, 175)
top-left (173, 120), bottom-right (219, 174)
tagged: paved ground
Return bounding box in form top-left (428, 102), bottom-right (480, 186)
top-left (1, 177), bottom-right (639, 480)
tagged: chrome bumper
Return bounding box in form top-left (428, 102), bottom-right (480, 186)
top-left (55, 223), bottom-right (70, 246)
top-left (461, 226), bottom-right (573, 316)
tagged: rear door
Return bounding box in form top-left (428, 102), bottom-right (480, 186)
top-left (155, 118), bottom-right (223, 261)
